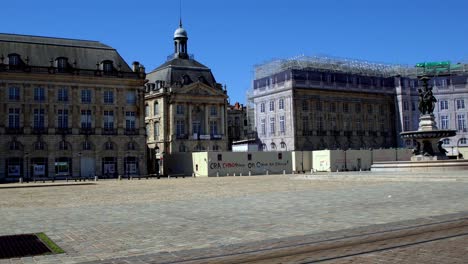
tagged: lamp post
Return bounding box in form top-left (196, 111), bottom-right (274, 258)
top-left (24, 152), bottom-right (29, 183)
top-left (78, 152), bottom-right (82, 179)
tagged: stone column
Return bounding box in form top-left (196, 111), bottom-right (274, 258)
top-left (205, 104), bottom-right (209, 135)
top-left (220, 104), bottom-right (225, 136)
top-left (170, 103), bottom-right (175, 137)
top-left (188, 104), bottom-right (193, 138)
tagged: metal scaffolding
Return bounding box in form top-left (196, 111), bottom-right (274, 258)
top-left (253, 55), bottom-right (468, 80)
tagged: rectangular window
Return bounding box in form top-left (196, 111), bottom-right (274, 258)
top-left (34, 87), bottom-right (45, 101)
top-left (103, 90), bottom-right (114, 104)
top-left (210, 120), bottom-right (218, 135)
top-left (81, 110), bottom-right (92, 128)
top-left (260, 118), bottom-right (266, 135)
top-left (279, 116), bottom-right (285, 133)
top-left (81, 90), bottom-right (92, 103)
top-left (367, 104), bottom-right (373, 114)
top-left (58, 88), bottom-right (68, 102)
top-left (8, 108), bottom-right (20, 128)
top-left (440, 100), bottom-right (449, 110)
top-left (145, 104), bottom-right (150, 116)
top-left (269, 117), bottom-right (275, 135)
top-left (302, 116), bottom-right (309, 134)
top-left (176, 120), bottom-right (185, 135)
top-left (154, 122), bottom-right (159, 137)
top-left (57, 109), bottom-right (69, 129)
top-left (269, 100), bottom-right (275, 111)
top-left (411, 101), bottom-right (416, 111)
top-left (104, 110), bottom-right (114, 129)
top-left (379, 105), bottom-right (385, 115)
top-left (456, 99), bottom-right (465, 110)
top-left (403, 101), bottom-right (409, 111)
top-left (33, 108), bottom-right (45, 129)
top-left (176, 105), bottom-right (184, 115)
top-left (125, 111), bottom-right (136, 130)
top-left (210, 106), bottom-right (217, 116)
top-left (126, 91), bottom-right (136, 104)
top-left (8, 87), bottom-right (20, 100)
top-left (441, 115), bottom-right (449, 129)
top-left (355, 103), bottom-right (361, 113)
top-left (330, 102), bottom-right (336, 112)
top-left (316, 101), bottom-right (322, 111)
top-left (403, 116), bottom-right (410, 131)
top-left (260, 103), bottom-right (265, 113)
top-left (343, 103), bottom-right (349, 113)
top-left (302, 100), bottom-right (308, 111)
top-left (154, 102), bottom-right (159, 115)
top-left (317, 116), bottom-right (323, 131)
top-left (457, 114), bottom-right (466, 131)
top-left (279, 98), bottom-right (284, 110)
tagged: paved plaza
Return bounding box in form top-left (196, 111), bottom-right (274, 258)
top-left (1, 172), bottom-right (468, 263)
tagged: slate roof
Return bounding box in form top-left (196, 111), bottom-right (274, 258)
top-left (146, 57), bottom-right (218, 88)
top-left (0, 33), bottom-right (132, 71)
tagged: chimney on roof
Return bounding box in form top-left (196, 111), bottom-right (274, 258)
top-left (132, 61), bottom-right (140, 72)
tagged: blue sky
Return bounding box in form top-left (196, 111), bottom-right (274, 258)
top-left (3, 0), bottom-right (468, 104)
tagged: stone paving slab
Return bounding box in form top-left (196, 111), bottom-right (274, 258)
top-left (0, 173), bottom-right (468, 263)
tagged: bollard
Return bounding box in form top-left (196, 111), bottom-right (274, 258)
top-left (19, 177), bottom-right (23, 184)
top-left (118, 175), bottom-right (122, 181)
top-left (240, 173), bottom-right (242, 176)
top-left (94, 176), bottom-right (98, 182)
top-left (192, 173), bottom-right (195, 177)
top-left (283, 170), bottom-right (286, 175)
top-left (311, 169), bottom-right (313, 174)
top-left (233, 173), bottom-right (236, 176)
top-left (216, 172), bottom-right (219, 177)
top-left (248, 171), bottom-right (251, 176)
top-left (227, 173), bottom-right (229, 176)
top-left (266, 170), bottom-right (269, 175)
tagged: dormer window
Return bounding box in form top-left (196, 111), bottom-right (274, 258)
top-left (56, 57), bottom-right (68, 72)
top-left (102, 60), bottom-right (114, 74)
top-left (8, 54), bottom-right (20, 66)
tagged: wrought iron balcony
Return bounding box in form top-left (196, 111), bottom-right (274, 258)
top-left (56, 127), bottom-right (72, 135)
top-left (102, 128), bottom-right (117, 135)
top-left (124, 129), bottom-right (139, 135)
top-left (5, 127), bottom-right (23, 134)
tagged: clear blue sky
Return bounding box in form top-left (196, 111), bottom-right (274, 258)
top-left (3, 0), bottom-right (468, 104)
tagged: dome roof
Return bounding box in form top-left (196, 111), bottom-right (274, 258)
top-left (174, 27), bottom-right (188, 39)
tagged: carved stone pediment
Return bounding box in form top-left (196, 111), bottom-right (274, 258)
top-left (177, 82), bottom-right (225, 97)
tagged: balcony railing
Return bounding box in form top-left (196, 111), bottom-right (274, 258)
top-left (124, 129), bottom-right (139, 135)
top-left (56, 127), bottom-right (72, 135)
top-left (80, 128), bottom-right (95, 135)
top-left (32, 127), bottom-right (47, 134)
top-left (5, 127), bottom-right (23, 134)
top-left (102, 128), bottom-right (117, 135)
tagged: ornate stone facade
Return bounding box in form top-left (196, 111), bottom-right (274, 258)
top-left (250, 68), bottom-right (397, 151)
top-left (144, 22), bottom-right (228, 175)
top-left (0, 34), bottom-right (146, 181)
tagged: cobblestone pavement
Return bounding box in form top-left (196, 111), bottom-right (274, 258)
top-left (0, 172), bottom-right (468, 263)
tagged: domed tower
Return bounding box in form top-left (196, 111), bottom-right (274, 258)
top-left (174, 19), bottom-right (188, 59)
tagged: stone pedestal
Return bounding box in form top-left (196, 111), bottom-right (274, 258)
top-left (418, 114), bottom-right (438, 131)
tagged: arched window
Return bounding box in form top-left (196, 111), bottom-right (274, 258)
top-left (261, 143), bottom-right (267, 151)
top-left (82, 141), bottom-right (92, 150)
top-left (34, 141), bottom-right (45, 151)
top-left (270, 142), bottom-right (276, 150)
top-left (154, 101), bottom-right (159, 115)
top-left (9, 141), bottom-right (21, 150)
top-left (213, 145), bottom-right (219, 151)
top-left (280, 141), bottom-right (286, 149)
top-left (105, 141), bottom-right (114, 150)
top-left (59, 140), bottom-right (70, 150)
top-left (460, 138), bottom-right (467, 145)
top-left (127, 142), bottom-right (136, 151)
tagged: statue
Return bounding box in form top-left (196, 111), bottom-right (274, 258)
top-left (417, 77), bottom-right (437, 115)
top-left (412, 141), bottom-right (421, 155)
top-left (422, 140), bottom-right (434, 156)
top-left (437, 141), bottom-right (448, 156)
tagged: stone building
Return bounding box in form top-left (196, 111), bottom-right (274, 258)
top-left (250, 57), bottom-right (468, 153)
top-left (144, 22), bottom-right (228, 174)
top-left (0, 33), bottom-right (147, 182)
top-left (397, 74), bottom-right (468, 153)
top-left (227, 102), bottom-right (249, 148)
top-left (249, 56), bottom-right (398, 151)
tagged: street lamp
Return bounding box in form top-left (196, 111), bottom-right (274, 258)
top-left (24, 152), bottom-right (29, 183)
top-left (78, 152), bottom-right (82, 179)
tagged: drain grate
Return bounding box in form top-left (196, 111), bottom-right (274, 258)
top-left (0, 234), bottom-right (52, 259)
